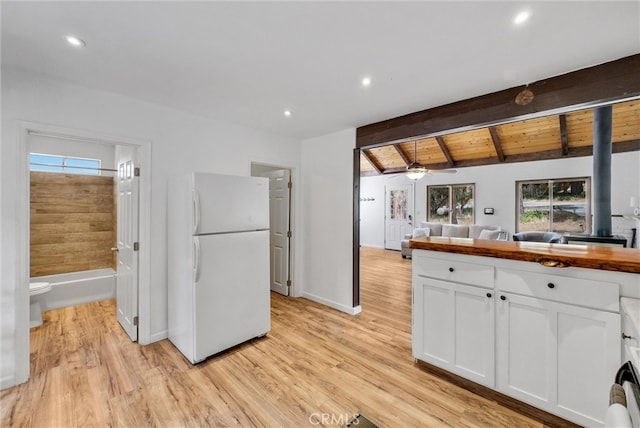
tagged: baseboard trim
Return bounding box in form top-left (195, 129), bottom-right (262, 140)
top-left (414, 360), bottom-right (580, 428)
top-left (302, 292), bottom-right (361, 315)
top-left (147, 329), bottom-right (168, 345)
top-left (0, 374), bottom-right (17, 391)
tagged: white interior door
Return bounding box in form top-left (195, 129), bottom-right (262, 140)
top-left (115, 145), bottom-right (139, 341)
top-left (265, 169), bottom-right (291, 296)
top-left (384, 184), bottom-right (414, 250)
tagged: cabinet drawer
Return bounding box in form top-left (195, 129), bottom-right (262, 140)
top-left (414, 254), bottom-right (494, 288)
top-left (496, 268), bottom-right (619, 311)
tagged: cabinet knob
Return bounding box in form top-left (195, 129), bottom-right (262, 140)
top-left (547, 283), bottom-right (555, 289)
top-left (500, 295), bottom-right (506, 301)
top-left (486, 292), bottom-right (492, 298)
top-left (448, 267), bottom-right (454, 273)
top-left (622, 333), bottom-right (634, 340)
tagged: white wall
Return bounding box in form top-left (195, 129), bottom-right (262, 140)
top-left (1, 69), bottom-right (302, 388)
top-left (360, 153), bottom-right (640, 247)
top-left (300, 128), bottom-right (358, 314)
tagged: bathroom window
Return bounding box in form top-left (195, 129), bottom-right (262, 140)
top-left (516, 177), bottom-right (591, 234)
top-left (30, 153), bottom-right (101, 175)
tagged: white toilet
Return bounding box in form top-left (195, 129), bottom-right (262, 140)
top-left (29, 282), bottom-right (52, 328)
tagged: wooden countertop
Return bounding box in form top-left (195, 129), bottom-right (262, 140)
top-left (409, 237), bottom-right (640, 274)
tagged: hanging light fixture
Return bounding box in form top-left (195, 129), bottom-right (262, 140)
top-left (515, 84), bottom-right (535, 106)
top-left (406, 140), bottom-right (427, 180)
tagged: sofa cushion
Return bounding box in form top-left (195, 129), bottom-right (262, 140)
top-left (442, 224), bottom-right (469, 238)
top-left (469, 225), bottom-right (501, 239)
top-left (477, 229), bottom-right (501, 240)
top-left (419, 222), bottom-right (443, 236)
top-left (412, 227), bottom-right (430, 239)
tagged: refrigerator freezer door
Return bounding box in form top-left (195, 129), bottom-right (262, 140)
top-left (193, 230), bottom-right (270, 362)
top-left (193, 172), bottom-right (269, 235)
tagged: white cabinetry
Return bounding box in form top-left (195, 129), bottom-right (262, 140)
top-left (412, 250), bottom-right (628, 427)
top-left (413, 276), bottom-right (495, 387)
top-left (496, 292), bottom-right (619, 426)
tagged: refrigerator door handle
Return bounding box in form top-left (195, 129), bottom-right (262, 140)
top-left (192, 189), bottom-right (200, 235)
top-left (193, 236), bottom-right (201, 282)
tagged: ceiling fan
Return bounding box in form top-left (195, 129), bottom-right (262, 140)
top-left (406, 140), bottom-right (457, 180)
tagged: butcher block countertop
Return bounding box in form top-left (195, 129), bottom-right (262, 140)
top-left (409, 237), bottom-right (640, 274)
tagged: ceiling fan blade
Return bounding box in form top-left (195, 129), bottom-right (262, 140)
top-left (427, 169), bottom-right (457, 173)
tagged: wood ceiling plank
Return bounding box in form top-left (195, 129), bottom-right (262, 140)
top-left (444, 128), bottom-right (498, 161)
top-left (360, 150), bottom-right (381, 174)
top-left (366, 145), bottom-right (407, 170)
top-left (559, 114), bottom-right (569, 156)
top-left (393, 144), bottom-right (410, 166)
top-left (435, 136), bottom-right (455, 167)
top-left (488, 127), bottom-right (505, 162)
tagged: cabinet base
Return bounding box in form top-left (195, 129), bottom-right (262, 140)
top-left (414, 359), bottom-right (580, 428)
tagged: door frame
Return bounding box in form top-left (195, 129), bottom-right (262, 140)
top-left (383, 183), bottom-right (415, 250)
top-left (14, 121), bottom-right (152, 384)
top-left (250, 161), bottom-right (299, 298)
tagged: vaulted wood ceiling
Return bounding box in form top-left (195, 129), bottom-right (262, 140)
top-left (360, 99), bottom-right (640, 176)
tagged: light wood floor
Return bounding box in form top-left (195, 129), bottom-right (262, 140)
top-left (1, 248), bottom-right (543, 427)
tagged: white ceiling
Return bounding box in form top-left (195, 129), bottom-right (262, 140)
top-left (2, 1), bottom-right (639, 141)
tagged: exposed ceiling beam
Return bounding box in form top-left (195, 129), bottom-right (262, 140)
top-left (359, 139), bottom-right (640, 176)
top-left (356, 54), bottom-right (640, 148)
top-left (559, 114), bottom-right (569, 156)
top-left (361, 150), bottom-right (382, 175)
top-left (393, 144), bottom-right (411, 166)
top-left (488, 127), bottom-right (505, 162)
top-left (435, 136), bottom-right (455, 168)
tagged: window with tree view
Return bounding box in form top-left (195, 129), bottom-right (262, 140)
top-left (427, 184), bottom-right (474, 225)
top-left (517, 178), bottom-right (590, 234)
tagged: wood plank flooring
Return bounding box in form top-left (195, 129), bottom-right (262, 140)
top-left (1, 248), bottom-right (543, 427)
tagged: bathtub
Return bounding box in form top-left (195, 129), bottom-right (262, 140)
top-left (30, 268), bottom-right (116, 311)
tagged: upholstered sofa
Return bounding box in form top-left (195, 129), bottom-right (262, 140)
top-left (400, 222), bottom-right (502, 259)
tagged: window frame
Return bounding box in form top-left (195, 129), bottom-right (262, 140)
top-left (515, 176), bottom-right (591, 234)
top-left (426, 183), bottom-right (476, 225)
top-left (29, 153), bottom-right (102, 175)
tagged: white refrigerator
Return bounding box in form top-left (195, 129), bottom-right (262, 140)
top-left (168, 172), bottom-right (271, 364)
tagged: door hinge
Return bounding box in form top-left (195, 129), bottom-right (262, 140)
top-left (134, 167), bottom-right (140, 177)
top-left (133, 242), bottom-right (139, 251)
top-left (286, 280), bottom-right (292, 287)
top-left (133, 316), bottom-right (139, 326)
top-left (287, 231), bottom-right (292, 238)
top-left (288, 181), bottom-right (292, 189)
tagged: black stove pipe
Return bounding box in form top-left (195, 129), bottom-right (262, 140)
top-left (592, 105), bottom-right (613, 237)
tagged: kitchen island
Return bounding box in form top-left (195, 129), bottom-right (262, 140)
top-left (409, 237), bottom-right (640, 427)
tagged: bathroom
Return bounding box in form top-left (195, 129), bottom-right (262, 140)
top-left (28, 132), bottom-right (119, 328)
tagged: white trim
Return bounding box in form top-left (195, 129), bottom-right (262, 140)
top-left (359, 244), bottom-right (385, 250)
top-left (150, 330), bottom-right (168, 343)
top-left (15, 121), bottom-right (153, 386)
top-left (250, 160), bottom-right (301, 298)
top-left (0, 374), bottom-right (17, 391)
top-left (301, 292), bottom-right (362, 315)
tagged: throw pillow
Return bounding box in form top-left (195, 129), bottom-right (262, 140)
top-left (478, 229), bottom-right (501, 240)
top-left (442, 224), bottom-right (469, 238)
top-left (412, 228), bottom-right (431, 239)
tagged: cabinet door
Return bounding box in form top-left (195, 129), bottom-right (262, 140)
top-left (496, 292), bottom-right (620, 427)
top-left (413, 277), bottom-right (495, 387)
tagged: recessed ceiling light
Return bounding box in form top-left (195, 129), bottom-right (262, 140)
top-left (284, 110), bottom-right (292, 117)
top-left (514, 10), bottom-right (531, 25)
top-left (362, 77), bottom-right (372, 87)
top-left (65, 35), bottom-right (86, 47)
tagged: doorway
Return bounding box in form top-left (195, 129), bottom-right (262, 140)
top-left (251, 163), bottom-right (294, 297)
top-left (14, 121), bottom-right (151, 385)
top-left (384, 184), bottom-right (414, 250)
